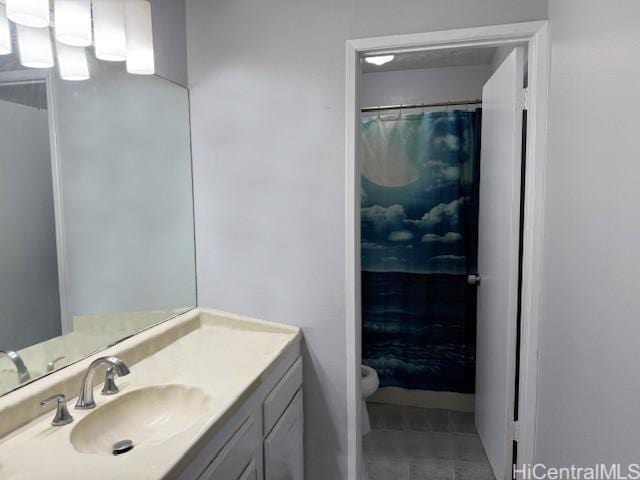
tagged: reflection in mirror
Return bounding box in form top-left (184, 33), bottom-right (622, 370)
top-left (0, 16), bottom-right (196, 396)
top-left (0, 73), bottom-right (58, 393)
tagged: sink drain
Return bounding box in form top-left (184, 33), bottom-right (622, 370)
top-left (112, 439), bottom-right (134, 456)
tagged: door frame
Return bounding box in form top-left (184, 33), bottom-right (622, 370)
top-left (45, 72), bottom-right (73, 334)
top-left (345, 21), bottom-right (550, 479)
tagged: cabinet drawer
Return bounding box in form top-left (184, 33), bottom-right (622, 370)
top-left (198, 415), bottom-right (258, 480)
top-left (263, 356), bottom-right (302, 434)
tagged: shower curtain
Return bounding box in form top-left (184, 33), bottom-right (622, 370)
top-left (360, 109), bottom-right (481, 393)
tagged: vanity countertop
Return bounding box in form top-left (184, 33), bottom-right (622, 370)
top-left (0, 308), bottom-right (301, 479)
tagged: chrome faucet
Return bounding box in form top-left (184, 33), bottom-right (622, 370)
top-left (0, 350), bottom-right (31, 383)
top-left (75, 356), bottom-right (130, 409)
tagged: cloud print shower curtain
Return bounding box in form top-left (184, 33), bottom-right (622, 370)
top-left (361, 110), bottom-right (481, 393)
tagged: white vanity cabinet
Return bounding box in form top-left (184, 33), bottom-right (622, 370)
top-left (176, 344), bottom-right (304, 480)
top-left (264, 390), bottom-right (304, 480)
top-left (197, 416), bottom-right (261, 480)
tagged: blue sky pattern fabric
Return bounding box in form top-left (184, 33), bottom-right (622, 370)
top-left (361, 110), bottom-right (481, 393)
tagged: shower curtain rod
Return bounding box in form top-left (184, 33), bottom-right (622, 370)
top-left (361, 99), bottom-right (481, 113)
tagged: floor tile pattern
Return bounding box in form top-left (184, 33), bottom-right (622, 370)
top-left (364, 404), bottom-right (496, 480)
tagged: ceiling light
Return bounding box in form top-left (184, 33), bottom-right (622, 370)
top-left (17, 24), bottom-right (54, 69)
top-left (365, 55), bottom-right (395, 66)
top-left (92, 0), bottom-right (127, 62)
top-left (6, 0), bottom-right (50, 28)
top-left (0, 5), bottom-right (11, 55)
top-left (54, 0), bottom-right (92, 47)
top-left (56, 42), bottom-right (89, 81)
top-left (124, 0), bottom-right (155, 75)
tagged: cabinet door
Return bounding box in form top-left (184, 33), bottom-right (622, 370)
top-left (238, 461), bottom-right (257, 480)
top-left (198, 416), bottom-right (259, 480)
top-left (264, 390), bottom-right (304, 480)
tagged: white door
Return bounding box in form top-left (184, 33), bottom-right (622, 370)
top-left (475, 46), bottom-right (525, 480)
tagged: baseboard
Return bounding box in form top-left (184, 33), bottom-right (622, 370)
top-left (368, 387), bottom-right (474, 412)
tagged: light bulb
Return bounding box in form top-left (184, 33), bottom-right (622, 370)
top-left (0, 5), bottom-right (11, 55)
top-left (17, 24), bottom-right (54, 69)
top-left (54, 0), bottom-right (92, 47)
top-left (92, 0), bottom-right (127, 62)
top-left (124, 0), bottom-right (155, 75)
top-left (6, 0), bottom-right (50, 28)
top-left (56, 42), bottom-right (89, 81)
top-left (365, 55), bottom-right (395, 66)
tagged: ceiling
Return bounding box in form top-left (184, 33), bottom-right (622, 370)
top-left (0, 81), bottom-right (47, 109)
top-left (361, 46), bottom-right (497, 73)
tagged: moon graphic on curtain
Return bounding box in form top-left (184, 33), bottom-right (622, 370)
top-left (360, 120), bottom-right (421, 187)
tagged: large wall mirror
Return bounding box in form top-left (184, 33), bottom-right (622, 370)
top-left (0, 13), bottom-right (196, 396)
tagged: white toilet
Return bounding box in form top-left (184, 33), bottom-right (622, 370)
top-left (361, 365), bottom-right (380, 435)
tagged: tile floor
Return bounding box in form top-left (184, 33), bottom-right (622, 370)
top-left (363, 403), bottom-right (496, 480)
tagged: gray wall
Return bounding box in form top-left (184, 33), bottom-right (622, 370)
top-left (185, 1), bottom-right (547, 477)
top-left (152, 0), bottom-right (188, 87)
top-left (536, 0), bottom-right (640, 466)
top-left (52, 61), bottom-right (197, 318)
top-left (361, 65), bottom-right (491, 109)
top-left (0, 98), bottom-right (61, 351)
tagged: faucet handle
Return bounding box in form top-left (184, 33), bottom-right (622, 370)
top-left (40, 394), bottom-right (73, 426)
top-left (46, 356), bottom-right (66, 372)
top-left (101, 367), bottom-right (120, 395)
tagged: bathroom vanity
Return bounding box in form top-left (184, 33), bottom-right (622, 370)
top-left (0, 309), bottom-right (304, 480)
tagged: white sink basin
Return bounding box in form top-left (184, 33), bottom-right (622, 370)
top-left (70, 384), bottom-right (211, 455)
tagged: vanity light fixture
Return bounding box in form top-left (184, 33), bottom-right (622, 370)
top-left (54, 0), bottom-right (92, 47)
top-left (0, 5), bottom-right (11, 55)
top-left (56, 42), bottom-right (89, 81)
top-left (1, 0), bottom-right (155, 80)
top-left (16, 24), bottom-right (54, 69)
top-left (124, 0), bottom-right (155, 75)
top-left (365, 55), bottom-right (395, 66)
top-left (6, 0), bottom-right (49, 28)
top-left (92, 0), bottom-right (127, 62)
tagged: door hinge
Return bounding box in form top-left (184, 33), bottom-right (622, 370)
top-left (510, 420), bottom-right (521, 442)
top-left (521, 88), bottom-right (529, 110)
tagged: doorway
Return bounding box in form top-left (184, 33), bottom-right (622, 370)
top-left (345, 22), bottom-right (550, 480)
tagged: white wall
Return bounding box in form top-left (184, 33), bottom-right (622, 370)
top-left (185, 1), bottom-right (547, 477)
top-left (0, 99), bottom-right (61, 351)
top-left (536, 0), bottom-right (640, 466)
top-left (52, 61), bottom-right (196, 318)
top-left (360, 64), bottom-right (491, 109)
